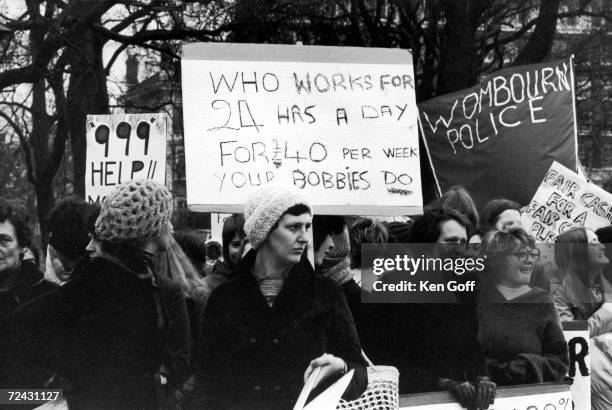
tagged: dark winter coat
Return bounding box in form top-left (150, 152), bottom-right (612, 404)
top-left (375, 302), bottom-right (489, 394)
top-left (370, 268), bottom-right (488, 394)
top-left (0, 260), bottom-right (56, 386)
top-left (194, 251), bottom-right (368, 410)
top-left (477, 286), bottom-right (568, 385)
top-left (0, 260), bottom-right (56, 311)
top-left (203, 259), bottom-right (236, 291)
top-left (10, 256), bottom-right (190, 410)
top-left (340, 278), bottom-right (375, 348)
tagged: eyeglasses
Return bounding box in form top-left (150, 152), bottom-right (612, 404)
top-left (589, 239), bottom-right (605, 250)
top-left (511, 248), bottom-right (541, 262)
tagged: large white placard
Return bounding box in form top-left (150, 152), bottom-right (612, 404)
top-left (182, 43), bottom-right (422, 215)
top-left (85, 113), bottom-right (168, 203)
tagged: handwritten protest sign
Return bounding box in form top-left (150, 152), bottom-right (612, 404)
top-left (181, 43), bottom-right (422, 215)
top-left (522, 161), bottom-right (612, 243)
top-left (562, 321), bottom-right (590, 410)
top-left (85, 113), bottom-right (168, 203)
top-left (400, 383), bottom-right (571, 410)
top-left (419, 59), bottom-right (577, 207)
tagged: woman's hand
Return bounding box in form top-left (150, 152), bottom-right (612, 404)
top-left (474, 376), bottom-right (496, 410)
top-left (446, 380), bottom-right (476, 410)
top-left (303, 353), bottom-right (347, 388)
top-left (439, 377), bottom-right (495, 410)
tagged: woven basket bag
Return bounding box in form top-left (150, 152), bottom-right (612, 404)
top-left (337, 351), bottom-right (399, 410)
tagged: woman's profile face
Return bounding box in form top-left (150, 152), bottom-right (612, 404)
top-left (586, 229), bottom-right (609, 270)
top-left (228, 233), bottom-right (245, 266)
top-left (86, 235), bottom-right (103, 258)
top-left (314, 234), bottom-right (334, 267)
top-left (266, 213), bottom-right (311, 266)
top-left (495, 210), bottom-right (522, 233)
top-left (502, 244), bottom-right (539, 287)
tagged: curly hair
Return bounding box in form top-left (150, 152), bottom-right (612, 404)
top-left (349, 217), bottom-right (389, 269)
top-left (481, 228), bottom-right (535, 283)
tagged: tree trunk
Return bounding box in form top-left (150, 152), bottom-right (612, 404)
top-left (512, 0), bottom-right (561, 66)
top-left (35, 184), bottom-right (54, 251)
top-left (66, 25), bottom-right (109, 198)
top-left (436, 1), bottom-right (477, 94)
top-left (30, 77), bottom-right (54, 249)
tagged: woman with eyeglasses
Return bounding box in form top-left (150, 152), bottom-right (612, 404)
top-left (477, 228), bottom-right (568, 386)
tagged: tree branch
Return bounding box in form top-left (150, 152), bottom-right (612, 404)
top-left (513, 0), bottom-right (561, 66)
top-left (0, 0), bottom-right (117, 90)
top-left (0, 109), bottom-right (36, 184)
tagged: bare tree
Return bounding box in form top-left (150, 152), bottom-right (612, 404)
top-left (0, 0), bottom-right (610, 246)
top-left (0, 0), bottom-right (233, 245)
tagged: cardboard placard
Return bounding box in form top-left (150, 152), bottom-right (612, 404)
top-left (562, 321), bottom-right (590, 410)
top-left (85, 113), bottom-right (168, 203)
top-left (181, 43), bottom-right (422, 215)
top-left (522, 161), bottom-right (612, 243)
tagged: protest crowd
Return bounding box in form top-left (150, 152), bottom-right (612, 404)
top-left (0, 174), bottom-right (611, 409)
top-left (0, 24), bottom-right (606, 410)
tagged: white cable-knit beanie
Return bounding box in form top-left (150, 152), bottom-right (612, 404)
top-left (244, 184), bottom-right (312, 250)
top-left (95, 179), bottom-right (173, 243)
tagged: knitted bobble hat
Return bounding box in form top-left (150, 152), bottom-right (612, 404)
top-left (244, 184), bottom-right (312, 250)
top-left (95, 179), bottom-right (173, 243)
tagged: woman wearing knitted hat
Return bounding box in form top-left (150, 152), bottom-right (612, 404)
top-left (12, 180), bottom-right (190, 409)
top-left (194, 184), bottom-right (367, 410)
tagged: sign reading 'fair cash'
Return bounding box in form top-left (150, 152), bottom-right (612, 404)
top-left (181, 43), bottom-right (422, 215)
top-left (522, 161), bottom-right (612, 243)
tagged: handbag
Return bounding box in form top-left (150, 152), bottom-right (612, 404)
top-left (337, 351), bottom-right (399, 410)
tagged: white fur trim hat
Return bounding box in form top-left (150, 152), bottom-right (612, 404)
top-left (95, 179), bottom-right (173, 243)
top-left (244, 184), bottom-right (312, 250)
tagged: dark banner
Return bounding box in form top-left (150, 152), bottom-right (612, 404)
top-left (418, 59), bottom-right (577, 207)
